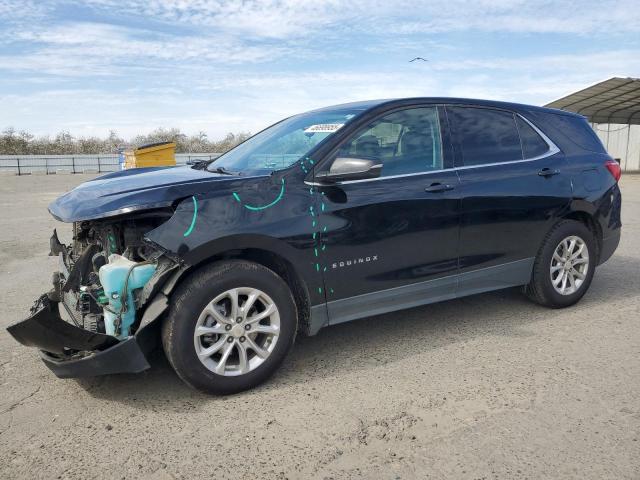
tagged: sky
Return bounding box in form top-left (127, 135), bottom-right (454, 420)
top-left (0, 0), bottom-right (639, 140)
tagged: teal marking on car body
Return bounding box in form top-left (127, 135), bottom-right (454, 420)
top-left (304, 165), bottom-right (332, 295)
top-left (232, 178), bottom-right (285, 211)
top-left (183, 196), bottom-right (198, 237)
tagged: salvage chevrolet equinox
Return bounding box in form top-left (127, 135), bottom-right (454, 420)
top-left (8, 98), bottom-right (622, 394)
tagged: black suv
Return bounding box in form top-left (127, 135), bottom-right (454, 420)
top-left (8, 98), bottom-right (622, 394)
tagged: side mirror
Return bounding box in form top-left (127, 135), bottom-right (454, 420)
top-left (315, 157), bottom-right (382, 183)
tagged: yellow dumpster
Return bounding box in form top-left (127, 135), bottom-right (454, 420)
top-left (124, 141), bottom-right (176, 169)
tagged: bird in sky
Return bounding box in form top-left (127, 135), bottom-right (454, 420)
top-left (409, 57), bottom-right (429, 62)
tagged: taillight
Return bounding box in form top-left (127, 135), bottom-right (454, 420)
top-left (605, 159), bottom-right (621, 182)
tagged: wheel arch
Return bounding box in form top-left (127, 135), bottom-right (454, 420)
top-left (166, 235), bottom-right (313, 335)
top-left (561, 208), bottom-right (603, 262)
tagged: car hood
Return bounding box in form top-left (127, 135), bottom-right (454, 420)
top-left (49, 166), bottom-right (260, 222)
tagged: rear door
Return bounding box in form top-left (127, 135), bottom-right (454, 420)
top-left (315, 106), bottom-right (461, 325)
top-left (445, 105), bottom-right (572, 294)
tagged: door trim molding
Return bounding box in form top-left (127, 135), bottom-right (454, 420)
top-left (319, 257), bottom-right (534, 328)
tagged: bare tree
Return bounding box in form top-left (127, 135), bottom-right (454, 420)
top-left (0, 127), bottom-right (250, 155)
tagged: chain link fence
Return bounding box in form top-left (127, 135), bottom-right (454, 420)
top-left (0, 153), bottom-right (221, 175)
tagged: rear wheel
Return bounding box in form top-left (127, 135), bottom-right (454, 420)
top-left (526, 220), bottom-right (596, 308)
top-left (162, 260), bottom-right (297, 394)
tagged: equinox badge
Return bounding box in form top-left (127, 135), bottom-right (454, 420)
top-left (332, 255), bottom-right (379, 269)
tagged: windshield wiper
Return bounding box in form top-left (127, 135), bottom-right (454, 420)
top-left (188, 159), bottom-right (210, 170)
top-left (212, 166), bottom-right (238, 175)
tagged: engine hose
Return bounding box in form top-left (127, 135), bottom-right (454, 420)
top-left (119, 260), bottom-right (156, 315)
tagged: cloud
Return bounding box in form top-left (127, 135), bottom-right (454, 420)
top-left (79, 0), bottom-right (640, 37)
top-left (82, 0), bottom-right (348, 39)
top-left (0, 22), bottom-right (295, 77)
top-left (0, 0), bottom-right (52, 19)
top-left (379, 0), bottom-right (640, 35)
top-left (3, 51), bottom-right (632, 139)
top-left (0, 0), bottom-right (638, 138)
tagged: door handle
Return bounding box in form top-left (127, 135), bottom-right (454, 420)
top-left (538, 167), bottom-right (560, 177)
top-left (425, 183), bottom-right (454, 193)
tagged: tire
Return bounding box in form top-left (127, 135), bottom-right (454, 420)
top-left (525, 219), bottom-right (596, 308)
top-left (161, 260), bottom-right (297, 394)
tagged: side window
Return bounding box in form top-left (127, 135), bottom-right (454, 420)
top-left (516, 115), bottom-right (550, 158)
top-left (447, 107), bottom-right (522, 166)
top-left (337, 107), bottom-right (443, 176)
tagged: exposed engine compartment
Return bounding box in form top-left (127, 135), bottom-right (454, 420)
top-left (51, 209), bottom-right (177, 339)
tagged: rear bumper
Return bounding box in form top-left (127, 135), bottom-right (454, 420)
top-left (599, 228), bottom-right (621, 265)
top-left (7, 295), bottom-right (153, 378)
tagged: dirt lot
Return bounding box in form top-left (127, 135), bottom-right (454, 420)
top-left (1, 173), bottom-right (639, 479)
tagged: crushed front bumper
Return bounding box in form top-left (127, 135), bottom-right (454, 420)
top-left (39, 338), bottom-right (150, 378)
top-left (7, 294), bottom-right (155, 378)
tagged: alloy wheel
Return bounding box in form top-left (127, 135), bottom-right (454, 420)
top-left (550, 235), bottom-right (589, 296)
top-left (193, 287), bottom-right (280, 376)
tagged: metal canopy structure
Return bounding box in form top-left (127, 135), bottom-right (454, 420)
top-left (545, 77), bottom-right (640, 124)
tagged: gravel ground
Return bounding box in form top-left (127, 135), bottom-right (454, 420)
top-left (1, 173), bottom-right (639, 480)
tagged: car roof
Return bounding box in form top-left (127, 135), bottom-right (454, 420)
top-left (312, 97), bottom-right (583, 118)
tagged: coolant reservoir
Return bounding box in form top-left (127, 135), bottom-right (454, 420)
top-left (98, 254), bottom-right (157, 339)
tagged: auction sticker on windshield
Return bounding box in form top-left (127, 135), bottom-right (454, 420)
top-left (304, 123), bottom-right (344, 133)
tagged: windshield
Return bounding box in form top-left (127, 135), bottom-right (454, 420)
top-left (207, 107), bottom-right (366, 173)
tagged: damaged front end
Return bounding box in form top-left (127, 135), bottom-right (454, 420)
top-left (7, 213), bottom-right (181, 378)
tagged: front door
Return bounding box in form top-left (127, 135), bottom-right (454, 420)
top-left (313, 106), bottom-right (461, 325)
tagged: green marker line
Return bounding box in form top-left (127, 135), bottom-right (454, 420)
top-left (232, 178), bottom-right (285, 211)
top-left (183, 196), bottom-right (198, 237)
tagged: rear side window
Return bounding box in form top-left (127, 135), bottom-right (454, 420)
top-left (546, 113), bottom-right (605, 153)
top-left (516, 116), bottom-right (549, 158)
top-left (447, 107), bottom-right (522, 166)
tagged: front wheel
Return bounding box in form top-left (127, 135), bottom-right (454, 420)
top-left (526, 220), bottom-right (596, 308)
top-left (161, 260), bottom-right (297, 394)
